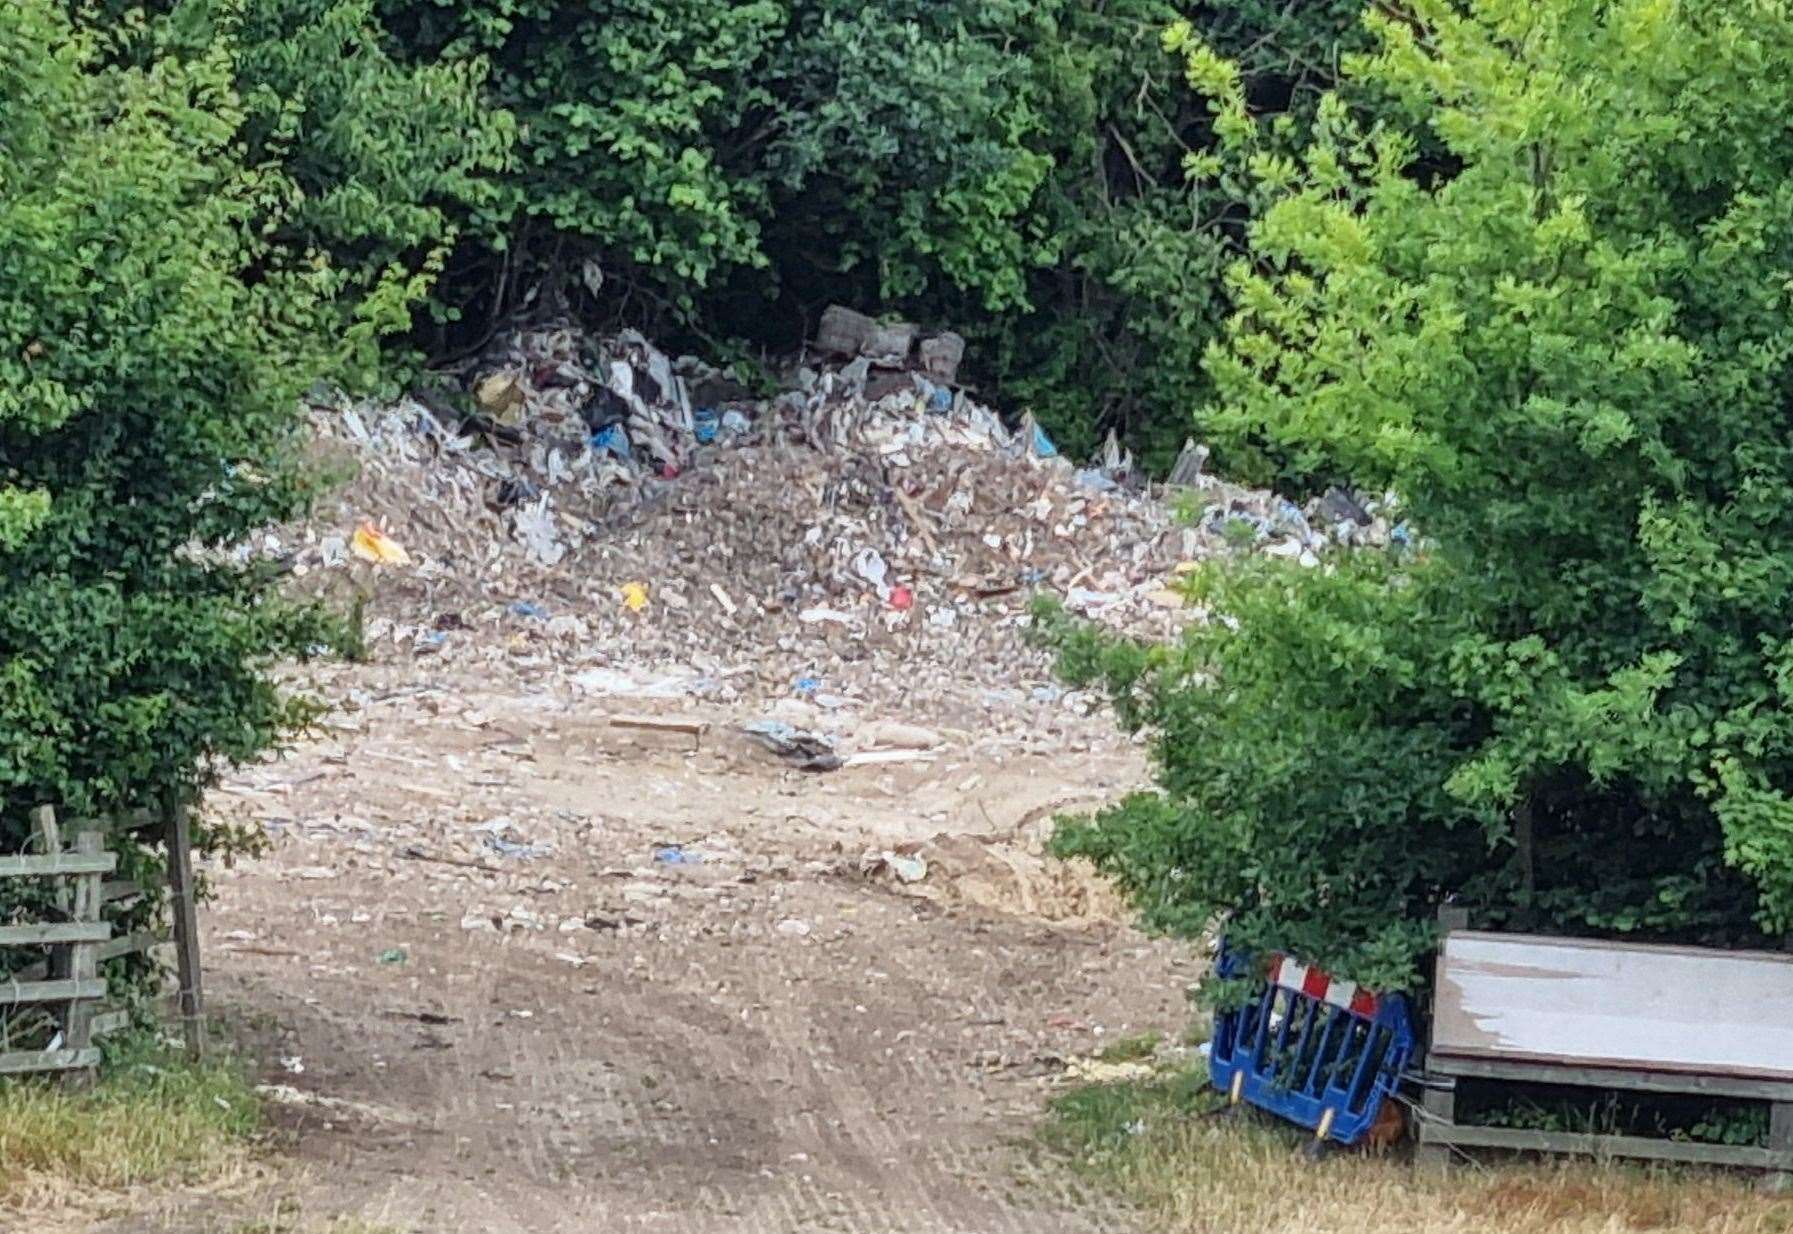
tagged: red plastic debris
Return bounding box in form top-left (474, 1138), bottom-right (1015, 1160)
top-left (889, 585), bottom-right (914, 611)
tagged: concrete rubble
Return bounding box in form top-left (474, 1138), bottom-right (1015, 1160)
top-left (267, 313), bottom-right (1403, 734)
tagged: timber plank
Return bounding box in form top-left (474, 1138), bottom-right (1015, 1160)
top-left (0, 922), bottom-right (112, 946)
top-left (0, 853), bottom-right (117, 878)
top-left (1419, 1122), bottom-right (1792, 1170)
top-left (0, 1048), bottom-right (101, 1075)
top-left (0, 977), bottom-right (107, 1005)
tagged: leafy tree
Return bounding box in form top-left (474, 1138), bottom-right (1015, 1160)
top-left (1050, 0), bottom-right (1793, 990)
top-left (369, 0), bottom-right (1369, 462)
top-left (379, 0), bottom-right (786, 333)
top-left (65, 2), bottom-right (1374, 459)
top-left (753, 1), bottom-right (1062, 316)
top-left (1, 2), bottom-right (338, 876)
top-left (71, 0), bottom-right (513, 380)
top-left (982, 0), bottom-right (1372, 465)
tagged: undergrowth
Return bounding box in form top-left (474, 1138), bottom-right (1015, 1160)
top-left (1043, 1070), bottom-right (1793, 1234)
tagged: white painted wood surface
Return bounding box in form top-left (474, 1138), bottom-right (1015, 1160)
top-left (1431, 931), bottom-right (1793, 1081)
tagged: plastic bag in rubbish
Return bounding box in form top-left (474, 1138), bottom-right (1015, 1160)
top-left (513, 499), bottom-right (565, 567)
top-left (350, 523), bottom-right (410, 566)
top-left (591, 423), bottom-right (633, 461)
top-left (852, 547), bottom-right (890, 595)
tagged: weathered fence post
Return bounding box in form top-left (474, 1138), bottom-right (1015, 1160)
top-left (30, 804), bottom-right (67, 915)
top-left (62, 829), bottom-right (104, 1063)
top-left (1416, 902), bottom-right (1471, 1173)
top-left (163, 791), bottom-right (205, 1060)
top-left (1774, 933), bottom-right (1793, 1193)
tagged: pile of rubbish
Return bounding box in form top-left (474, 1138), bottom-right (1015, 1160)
top-left (270, 311), bottom-right (1403, 724)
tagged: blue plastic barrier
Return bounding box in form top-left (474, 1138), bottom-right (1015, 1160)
top-left (1208, 945), bottom-right (1416, 1145)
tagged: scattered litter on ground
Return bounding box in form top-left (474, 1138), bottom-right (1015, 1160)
top-left (350, 522), bottom-right (410, 566)
top-left (255, 1083), bottom-right (419, 1127)
top-left (861, 850), bottom-right (929, 884)
top-left (740, 719), bottom-right (843, 772)
top-left (1063, 1057), bottom-right (1159, 1085)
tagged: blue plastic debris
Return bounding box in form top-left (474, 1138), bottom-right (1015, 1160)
top-left (794, 675), bottom-right (822, 695)
top-left (591, 423), bottom-right (633, 461)
top-left (693, 408), bottom-right (720, 444)
top-left (1274, 498), bottom-right (1317, 544)
top-left (653, 845), bottom-right (703, 866)
top-left (508, 601), bottom-right (547, 620)
top-left (1208, 943), bottom-right (1415, 1146)
top-left (1030, 421), bottom-right (1058, 458)
top-left (1391, 522), bottom-right (1413, 547)
top-left (924, 382), bottom-right (953, 413)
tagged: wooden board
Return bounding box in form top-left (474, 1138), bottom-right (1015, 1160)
top-left (1418, 1121), bottom-right (1793, 1171)
top-left (101, 875), bottom-right (154, 904)
top-left (1428, 1053), bottom-right (1793, 1103)
top-left (1432, 931), bottom-right (1793, 1082)
top-left (0, 977), bottom-right (107, 1005)
top-left (0, 852), bottom-right (117, 878)
top-left (0, 1047), bottom-right (102, 1076)
top-left (0, 922), bottom-right (112, 946)
top-left (97, 929), bottom-right (167, 963)
top-left (90, 1009), bottom-right (132, 1039)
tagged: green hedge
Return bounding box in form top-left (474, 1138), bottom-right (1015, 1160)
top-left (1, 3), bottom-right (340, 863)
top-left (1049, 0), bottom-right (1793, 991)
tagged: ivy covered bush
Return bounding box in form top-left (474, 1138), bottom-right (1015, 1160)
top-left (74, 0), bottom-right (511, 382)
top-left (0, 3), bottom-right (340, 854)
top-left (1048, 0), bottom-right (1793, 991)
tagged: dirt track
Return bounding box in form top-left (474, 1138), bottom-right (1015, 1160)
top-left (158, 655), bottom-right (1190, 1233)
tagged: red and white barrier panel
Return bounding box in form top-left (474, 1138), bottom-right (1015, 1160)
top-left (1266, 956), bottom-right (1380, 1018)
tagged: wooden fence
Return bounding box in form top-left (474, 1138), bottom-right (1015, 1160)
top-left (0, 799), bottom-right (204, 1077)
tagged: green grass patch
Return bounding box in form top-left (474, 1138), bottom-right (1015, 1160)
top-left (1094, 1030), bottom-right (1164, 1064)
top-left (1042, 1065), bottom-right (1220, 1163)
top-left (0, 1034), bottom-right (261, 1208)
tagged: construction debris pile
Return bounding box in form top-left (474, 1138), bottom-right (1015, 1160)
top-left (270, 311), bottom-right (1404, 726)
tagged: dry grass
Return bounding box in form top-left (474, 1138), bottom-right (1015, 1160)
top-left (0, 1039), bottom-right (262, 1219)
top-left (1044, 1070), bottom-right (1793, 1234)
top-left (228, 1208), bottom-right (410, 1234)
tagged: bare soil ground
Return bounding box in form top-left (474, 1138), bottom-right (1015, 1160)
top-left (99, 654), bottom-right (1189, 1233)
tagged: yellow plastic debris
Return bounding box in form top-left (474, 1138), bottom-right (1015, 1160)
top-left (621, 582), bottom-right (649, 613)
top-left (350, 522), bottom-right (410, 566)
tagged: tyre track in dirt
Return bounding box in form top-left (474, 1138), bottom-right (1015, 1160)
top-left (176, 659), bottom-right (1192, 1232)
